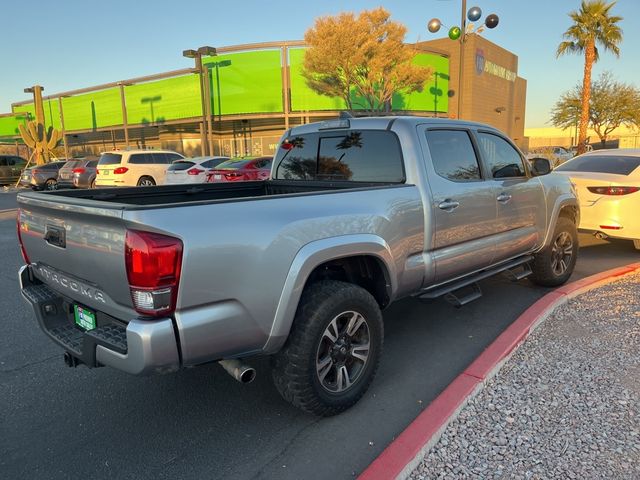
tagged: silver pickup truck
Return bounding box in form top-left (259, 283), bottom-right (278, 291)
top-left (17, 116), bottom-right (579, 416)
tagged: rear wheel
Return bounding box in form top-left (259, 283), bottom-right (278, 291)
top-left (633, 240), bottom-right (640, 251)
top-left (90, 179), bottom-right (96, 189)
top-left (530, 216), bottom-right (578, 287)
top-left (44, 179), bottom-right (58, 191)
top-left (271, 280), bottom-right (383, 416)
top-left (137, 176), bottom-right (155, 187)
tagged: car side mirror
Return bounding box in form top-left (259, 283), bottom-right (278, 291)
top-left (530, 157), bottom-right (551, 176)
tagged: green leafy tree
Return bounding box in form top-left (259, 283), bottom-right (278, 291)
top-left (557, 0), bottom-right (623, 154)
top-left (551, 72), bottom-right (640, 147)
top-left (302, 7), bottom-right (432, 114)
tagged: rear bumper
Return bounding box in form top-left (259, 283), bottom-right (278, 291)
top-left (19, 265), bottom-right (180, 375)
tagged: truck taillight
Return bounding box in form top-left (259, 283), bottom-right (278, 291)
top-left (16, 209), bottom-right (30, 264)
top-left (114, 167), bottom-right (129, 174)
top-left (125, 230), bottom-right (183, 317)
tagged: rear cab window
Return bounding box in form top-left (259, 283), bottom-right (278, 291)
top-left (273, 130), bottom-right (404, 183)
top-left (555, 155), bottom-right (640, 176)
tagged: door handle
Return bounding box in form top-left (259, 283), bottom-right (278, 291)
top-left (497, 193), bottom-right (512, 203)
top-left (438, 199), bottom-right (460, 211)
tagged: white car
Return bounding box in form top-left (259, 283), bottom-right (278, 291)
top-left (95, 149), bottom-right (184, 187)
top-left (554, 149), bottom-right (640, 250)
top-left (164, 156), bottom-right (230, 185)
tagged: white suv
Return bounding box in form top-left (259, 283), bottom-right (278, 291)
top-left (95, 149), bottom-right (184, 187)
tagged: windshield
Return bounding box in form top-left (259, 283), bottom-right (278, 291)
top-left (555, 155), bottom-right (640, 176)
top-left (98, 153), bottom-right (122, 165)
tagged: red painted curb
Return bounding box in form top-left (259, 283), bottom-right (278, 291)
top-left (358, 264), bottom-right (640, 480)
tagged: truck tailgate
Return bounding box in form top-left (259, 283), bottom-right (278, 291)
top-left (18, 197), bottom-right (136, 320)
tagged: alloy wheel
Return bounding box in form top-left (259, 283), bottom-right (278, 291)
top-left (315, 311), bottom-right (370, 393)
top-left (551, 231), bottom-right (573, 276)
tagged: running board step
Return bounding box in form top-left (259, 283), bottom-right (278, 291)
top-left (503, 263), bottom-right (533, 282)
top-left (443, 283), bottom-right (482, 308)
top-left (418, 255), bottom-right (535, 302)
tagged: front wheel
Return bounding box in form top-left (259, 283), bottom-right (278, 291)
top-left (530, 216), bottom-right (578, 287)
top-left (271, 280), bottom-right (383, 416)
top-left (44, 179), bottom-right (58, 191)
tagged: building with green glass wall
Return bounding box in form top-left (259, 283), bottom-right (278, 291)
top-left (0, 39), bottom-right (523, 158)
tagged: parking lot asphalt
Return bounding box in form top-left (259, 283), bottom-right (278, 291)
top-left (1, 195), bottom-right (638, 480)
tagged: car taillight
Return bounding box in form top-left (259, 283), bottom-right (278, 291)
top-left (16, 209), bottom-right (30, 264)
top-left (72, 167), bottom-right (86, 174)
top-left (587, 186), bottom-right (639, 196)
top-left (114, 167), bottom-right (129, 174)
top-left (125, 230), bottom-right (183, 317)
top-left (31, 169), bottom-right (40, 175)
top-left (96, 169), bottom-right (100, 174)
top-left (225, 172), bottom-right (242, 178)
top-left (187, 168), bottom-right (204, 175)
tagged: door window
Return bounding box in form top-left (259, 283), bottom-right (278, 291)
top-left (477, 132), bottom-right (527, 178)
top-left (129, 153), bottom-right (154, 164)
top-left (425, 129), bottom-right (481, 181)
top-left (0, 158), bottom-right (7, 167)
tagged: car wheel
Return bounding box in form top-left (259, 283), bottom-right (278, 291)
top-left (90, 179), bottom-right (96, 189)
top-left (44, 179), bottom-right (58, 191)
top-left (530, 216), bottom-right (578, 287)
top-left (137, 176), bottom-right (156, 187)
top-left (633, 239), bottom-right (640, 251)
top-left (271, 280), bottom-right (383, 416)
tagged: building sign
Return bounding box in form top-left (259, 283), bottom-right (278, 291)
top-left (475, 49), bottom-right (517, 82)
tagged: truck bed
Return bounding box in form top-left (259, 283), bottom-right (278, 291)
top-left (28, 180), bottom-right (397, 208)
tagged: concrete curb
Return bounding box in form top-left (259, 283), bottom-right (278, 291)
top-left (358, 262), bottom-right (640, 480)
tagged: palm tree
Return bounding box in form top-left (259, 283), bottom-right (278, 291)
top-left (557, 1), bottom-right (623, 154)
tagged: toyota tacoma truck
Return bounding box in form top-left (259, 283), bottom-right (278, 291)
top-left (17, 117), bottom-right (579, 416)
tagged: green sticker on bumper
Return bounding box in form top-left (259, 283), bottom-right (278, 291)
top-left (74, 304), bottom-right (96, 331)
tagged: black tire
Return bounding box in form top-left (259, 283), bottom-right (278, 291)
top-left (271, 280), bottom-right (383, 416)
top-left (44, 179), bottom-right (57, 191)
top-left (90, 179), bottom-right (96, 189)
top-left (530, 216), bottom-right (578, 287)
top-left (633, 239), bottom-right (640, 251)
top-left (137, 176), bottom-right (156, 187)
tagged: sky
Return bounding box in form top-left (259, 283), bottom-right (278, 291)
top-left (2, 0), bottom-right (639, 128)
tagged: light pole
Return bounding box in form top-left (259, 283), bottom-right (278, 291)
top-left (183, 46), bottom-right (216, 155)
top-left (428, 3), bottom-right (499, 120)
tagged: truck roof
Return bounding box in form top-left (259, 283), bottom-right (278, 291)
top-left (287, 116), bottom-right (501, 136)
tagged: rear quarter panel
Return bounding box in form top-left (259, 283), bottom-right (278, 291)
top-left (123, 185), bottom-right (425, 362)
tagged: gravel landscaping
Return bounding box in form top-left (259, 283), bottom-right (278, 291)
top-left (410, 273), bottom-right (640, 480)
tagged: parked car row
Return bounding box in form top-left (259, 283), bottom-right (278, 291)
top-left (14, 150), bottom-right (273, 191)
top-left (95, 149), bottom-right (272, 187)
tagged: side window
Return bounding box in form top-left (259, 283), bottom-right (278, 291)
top-left (128, 154), bottom-right (146, 165)
top-left (477, 132), bottom-right (527, 178)
top-left (0, 158), bottom-right (7, 167)
top-left (7, 158), bottom-right (15, 166)
top-left (425, 129), bottom-right (481, 181)
top-left (317, 131), bottom-right (404, 182)
top-left (165, 153), bottom-right (182, 163)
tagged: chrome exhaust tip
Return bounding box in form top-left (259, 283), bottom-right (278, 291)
top-left (594, 231), bottom-right (608, 240)
top-left (219, 359), bottom-right (256, 384)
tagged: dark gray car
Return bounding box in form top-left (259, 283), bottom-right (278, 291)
top-left (0, 155), bottom-right (27, 184)
top-left (19, 161), bottom-right (66, 190)
top-left (58, 159), bottom-right (98, 189)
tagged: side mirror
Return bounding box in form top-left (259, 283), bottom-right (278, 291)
top-left (530, 157), bottom-right (551, 176)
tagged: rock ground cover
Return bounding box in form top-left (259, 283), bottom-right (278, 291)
top-left (410, 273), bottom-right (640, 480)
